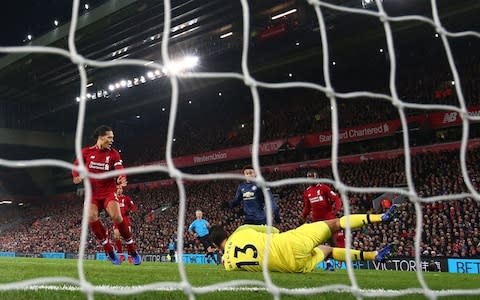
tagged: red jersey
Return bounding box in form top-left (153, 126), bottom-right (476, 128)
top-left (118, 194), bottom-right (137, 217)
top-left (302, 184), bottom-right (342, 222)
top-left (72, 145), bottom-right (124, 199)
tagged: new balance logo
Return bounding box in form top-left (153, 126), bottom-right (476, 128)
top-left (442, 112), bottom-right (457, 123)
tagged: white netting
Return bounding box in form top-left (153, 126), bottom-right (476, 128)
top-left (0, 0), bottom-right (480, 299)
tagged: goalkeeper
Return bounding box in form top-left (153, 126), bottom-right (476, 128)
top-left (223, 165), bottom-right (281, 225)
top-left (209, 205), bottom-right (398, 273)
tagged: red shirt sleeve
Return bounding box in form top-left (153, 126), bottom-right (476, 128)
top-left (113, 149), bottom-right (124, 171)
top-left (126, 195), bottom-right (138, 213)
top-left (72, 148), bottom-right (85, 178)
top-left (326, 185), bottom-right (342, 213)
top-left (302, 189), bottom-right (311, 220)
top-left (112, 149), bottom-right (126, 183)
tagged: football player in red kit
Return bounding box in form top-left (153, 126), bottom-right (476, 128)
top-left (72, 125), bottom-right (141, 265)
top-left (302, 171), bottom-right (342, 222)
top-left (301, 170), bottom-right (343, 271)
top-left (113, 185), bottom-right (138, 262)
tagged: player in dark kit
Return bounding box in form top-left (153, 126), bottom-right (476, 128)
top-left (72, 125), bottom-right (141, 265)
top-left (113, 185), bottom-right (138, 262)
top-left (225, 165), bottom-right (281, 225)
top-left (301, 170), bottom-right (343, 271)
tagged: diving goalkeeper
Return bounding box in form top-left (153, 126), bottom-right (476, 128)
top-left (209, 205), bottom-right (398, 273)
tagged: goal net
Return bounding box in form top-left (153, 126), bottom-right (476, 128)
top-left (0, 0), bottom-right (479, 299)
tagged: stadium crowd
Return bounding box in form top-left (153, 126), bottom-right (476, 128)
top-left (117, 52), bottom-right (480, 165)
top-left (1, 149), bottom-right (479, 259)
top-left (2, 48), bottom-right (479, 257)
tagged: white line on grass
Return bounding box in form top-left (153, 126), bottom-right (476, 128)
top-left (19, 285), bottom-right (418, 294)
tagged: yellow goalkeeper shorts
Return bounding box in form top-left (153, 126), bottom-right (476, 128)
top-left (272, 222), bottom-right (332, 272)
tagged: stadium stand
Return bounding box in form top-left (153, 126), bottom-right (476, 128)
top-left (1, 148), bottom-right (479, 259)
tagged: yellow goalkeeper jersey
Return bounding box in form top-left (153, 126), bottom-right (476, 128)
top-left (222, 222), bottom-right (330, 273)
top-left (223, 225), bottom-right (280, 272)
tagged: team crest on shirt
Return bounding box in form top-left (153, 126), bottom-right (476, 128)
top-left (90, 156), bottom-right (95, 159)
top-left (243, 191), bottom-right (255, 200)
top-left (252, 186), bottom-right (257, 191)
top-left (104, 156), bottom-right (110, 170)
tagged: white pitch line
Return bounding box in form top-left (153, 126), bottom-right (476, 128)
top-left (19, 285), bottom-right (417, 294)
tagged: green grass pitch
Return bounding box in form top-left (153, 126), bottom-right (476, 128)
top-left (0, 258), bottom-right (478, 299)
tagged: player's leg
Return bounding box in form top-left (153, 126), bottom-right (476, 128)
top-left (327, 244), bottom-right (394, 262)
top-left (113, 227), bottom-right (124, 262)
top-left (207, 246), bottom-right (218, 264)
top-left (106, 199), bottom-right (141, 265)
top-left (200, 236), bottom-right (217, 264)
top-left (323, 204), bottom-right (398, 234)
top-left (88, 201), bottom-right (119, 264)
top-left (323, 234), bottom-right (337, 271)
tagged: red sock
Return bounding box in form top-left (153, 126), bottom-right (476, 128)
top-left (89, 220), bottom-right (113, 254)
top-left (115, 239), bottom-right (123, 253)
top-left (115, 220), bottom-right (137, 255)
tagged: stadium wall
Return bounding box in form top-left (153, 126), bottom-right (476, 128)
top-left (2, 251), bottom-right (478, 274)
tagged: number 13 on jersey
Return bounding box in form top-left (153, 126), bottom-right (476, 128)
top-left (234, 244), bottom-right (260, 268)
top-left (224, 243), bottom-right (261, 271)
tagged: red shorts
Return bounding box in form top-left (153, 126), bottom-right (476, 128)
top-left (91, 192), bottom-right (118, 211)
top-left (113, 216), bottom-right (131, 230)
top-left (312, 213), bottom-right (336, 222)
top-left (335, 231), bottom-right (345, 248)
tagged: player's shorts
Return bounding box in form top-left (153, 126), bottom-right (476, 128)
top-left (91, 192), bottom-right (118, 211)
top-left (113, 216), bottom-right (131, 230)
top-left (334, 231), bottom-right (345, 248)
top-left (198, 234), bottom-right (213, 250)
top-left (312, 213), bottom-right (336, 222)
top-left (272, 222), bottom-right (332, 273)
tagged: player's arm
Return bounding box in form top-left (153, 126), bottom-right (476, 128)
top-left (326, 186), bottom-right (342, 214)
top-left (72, 150), bottom-right (86, 184)
top-left (301, 190), bottom-right (311, 222)
top-left (113, 150), bottom-right (127, 186)
top-left (228, 185), bottom-right (243, 208)
top-left (188, 221), bottom-right (196, 235)
top-left (235, 224), bottom-right (280, 234)
top-left (126, 196), bottom-right (138, 213)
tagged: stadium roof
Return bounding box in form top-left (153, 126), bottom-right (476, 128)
top-left (0, 0), bottom-right (478, 133)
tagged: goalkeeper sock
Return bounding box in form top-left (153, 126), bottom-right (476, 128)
top-left (339, 214), bottom-right (382, 229)
top-left (89, 220), bottom-right (114, 253)
top-left (331, 248), bottom-right (376, 261)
